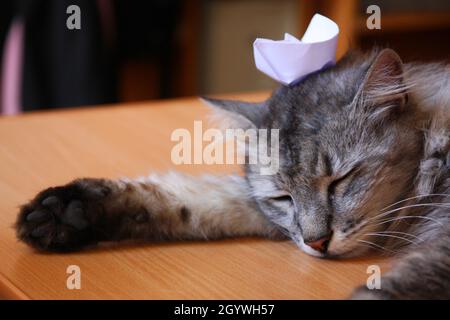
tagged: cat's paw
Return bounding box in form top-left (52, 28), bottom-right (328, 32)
top-left (349, 285), bottom-right (394, 300)
top-left (16, 179), bottom-right (111, 251)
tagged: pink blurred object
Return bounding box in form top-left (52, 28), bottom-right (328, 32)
top-left (1, 19), bottom-right (25, 116)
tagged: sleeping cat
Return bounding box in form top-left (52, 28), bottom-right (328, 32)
top-left (15, 48), bottom-right (449, 299)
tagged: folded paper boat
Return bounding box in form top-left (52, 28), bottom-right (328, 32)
top-left (253, 14), bottom-right (339, 85)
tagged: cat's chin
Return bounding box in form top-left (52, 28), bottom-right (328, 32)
top-left (327, 245), bottom-right (370, 259)
top-left (301, 244), bottom-right (326, 258)
top-left (292, 233), bottom-right (370, 259)
top-left (295, 237), bottom-right (327, 258)
top-left (298, 244), bottom-right (365, 259)
top-left (295, 237), bottom-right (369, 259)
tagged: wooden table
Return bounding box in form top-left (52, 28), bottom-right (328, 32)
top-left (0, 92), bottom-right (388, 299)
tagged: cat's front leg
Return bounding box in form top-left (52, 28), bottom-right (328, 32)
top-left (16, 173), bottom-right (281, 251)
top-left (350, 237), bottom-right (450, 300)
top-left (16, 177), bottom-right (155, 251)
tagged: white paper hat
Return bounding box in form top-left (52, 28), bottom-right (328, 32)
top-left (253, 14), bottom-right (339, 86)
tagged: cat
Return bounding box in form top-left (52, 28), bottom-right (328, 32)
top-left (15, 48), bottom-right (449, 299)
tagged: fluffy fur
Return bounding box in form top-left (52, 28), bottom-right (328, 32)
top-left (15, 49), bottom-right (449, 299)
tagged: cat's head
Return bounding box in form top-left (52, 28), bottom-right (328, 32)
top-left (205, 49), bottom-right (423, 258)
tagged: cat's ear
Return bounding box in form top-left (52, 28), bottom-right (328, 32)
top-left (200, 97), bottom-right (267, 128)
top-left (358, 48), bottom-right (408, 114)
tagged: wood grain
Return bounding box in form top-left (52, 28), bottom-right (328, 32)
top-left (0, 92), bottom-right (389, 299)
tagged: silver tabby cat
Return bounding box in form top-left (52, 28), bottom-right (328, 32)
top-left (16, 49), bottom-right (449, 299)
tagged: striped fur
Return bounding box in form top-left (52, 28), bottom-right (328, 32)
top-left (16, 49), bottom-right (449, 299)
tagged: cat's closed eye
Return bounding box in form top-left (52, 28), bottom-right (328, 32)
top-left (271, 195), bottom-right (293, 202)
top-left (327, 166), bottom-right (359, 199)
top-left (270, 194), bottom-right (294, 206)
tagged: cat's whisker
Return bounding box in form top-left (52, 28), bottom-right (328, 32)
top-left (356, 239), bottom-right (397, 254)
top-left (369, 203), bottom-right (450, 221)
top-left (374, 230), bottom-right (425, 242)
top-left (374, 215), bottom-right (446, 227)
top-left (379, 193), bottom-right (449, 212)
top-left (356, 242), bottom-right (391, 256)
top-left (364, 232), bottom-right (422, 245)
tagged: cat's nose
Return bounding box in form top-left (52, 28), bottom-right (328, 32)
top-left (305, 234), bottom-right (331, 253)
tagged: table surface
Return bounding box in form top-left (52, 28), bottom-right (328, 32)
top-left (0, 92), bottom-right (388, 299)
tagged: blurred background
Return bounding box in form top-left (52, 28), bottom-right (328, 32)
top-left (1, 0), bottom-right (450, 115)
